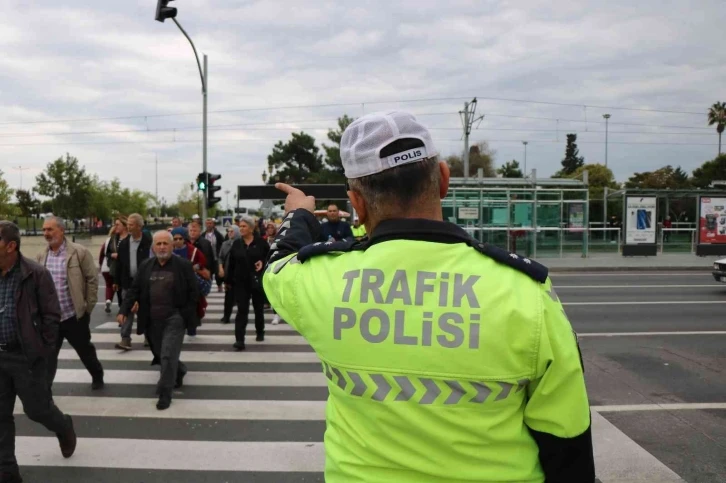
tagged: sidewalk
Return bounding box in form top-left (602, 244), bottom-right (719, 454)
top-left (542, 253), bottom-right (714, 272)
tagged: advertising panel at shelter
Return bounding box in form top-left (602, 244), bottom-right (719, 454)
top-left (625, 196), bottom-right (657, 245)
top-left (698, 197), bottom-right (726, 244)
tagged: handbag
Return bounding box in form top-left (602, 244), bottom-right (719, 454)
top-left (191, 248), bottom-right (213, 296)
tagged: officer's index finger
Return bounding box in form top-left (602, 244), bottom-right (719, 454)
top-left (275, 183), bottom-right (299, 195)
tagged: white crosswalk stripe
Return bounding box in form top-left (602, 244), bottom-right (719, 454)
top-left (15, 308), bottom-right (326, 482)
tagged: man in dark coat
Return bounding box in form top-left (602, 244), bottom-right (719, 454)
top-left (0, 221), bottom-right (77, 482)
top-left (117, 230), bottom-right (199, 410)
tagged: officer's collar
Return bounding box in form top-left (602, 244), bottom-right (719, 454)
top-left (368, 218), bottom-right (473, 246)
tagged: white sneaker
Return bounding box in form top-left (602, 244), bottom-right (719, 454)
top-left (271, 315), bottom-right (281, 325)
top-left (104, 300), bottom-right (111, 313)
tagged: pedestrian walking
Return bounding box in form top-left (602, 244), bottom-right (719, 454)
top-left (0, 221), bottom-right (77, 483)
top-left (187, 221), bottom-right (214, 338)
top-left (227, 216), bottom-right (269, 350)
top-left (37, 217), bottom-right (104, 390)
top-left (113, 213), bottom-right (152, 351)
top-left (171, 228), bottom-right (210, 338)
top-left (106, 215), bottom-right (128, 310)
top-left (264, 111), bottom-right (594, 483)
top-left (117, 231), bottom-right (199, 410)
top-left (204, 218), bottom-right (224, 292)
top-left (218, 225), bottom-right (240, 324)
top-left (100, 226), bottom-right (117, 314)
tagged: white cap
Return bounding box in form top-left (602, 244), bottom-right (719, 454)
top-left (340, 111), bottom-right (438, 179)
top-left (192, 214), bottom-right (200, 220)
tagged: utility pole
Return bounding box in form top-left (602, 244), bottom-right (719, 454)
top-left (155, 154), bottom-right (160, 218)
top-left (522, 142), bottom-right (528, 177)
top-left (603, 114), bottom-right (611, 168)
top-left (224, 189), bottom-right (230, 214)
top-left (13, 166), bottom-right (29, 190)
top-left (459, 98), bottom-right (484, 180)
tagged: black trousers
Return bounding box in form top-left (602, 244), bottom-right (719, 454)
top-left (234, 285), bottom-right (266, 342)
top-left (223, 286), bottom-right (235, 321)
top-left (0, 352), bottom-right (70, 476)
top-left (47, 314), bottom-right (104, 387)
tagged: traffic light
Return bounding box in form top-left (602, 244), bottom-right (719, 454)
top-left (206, 173), bottom-right (222, 208)
top-left (196, 172), bottom-right (207, 191)
top-left (155, 0), bottom-right (177, 22)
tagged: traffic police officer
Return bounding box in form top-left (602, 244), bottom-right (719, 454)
top-left (264, 111), bottom-right (595, 483)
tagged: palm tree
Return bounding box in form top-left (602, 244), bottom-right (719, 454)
top-left (708, 101), bottom-right (726, 155)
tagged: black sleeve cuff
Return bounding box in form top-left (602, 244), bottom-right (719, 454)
top-left (528, 423), bottom-right (596, 483)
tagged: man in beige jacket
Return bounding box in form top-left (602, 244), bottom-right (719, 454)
top-left (37, 217), bottom-right (104, 390)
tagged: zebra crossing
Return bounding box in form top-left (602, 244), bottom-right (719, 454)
top-left (14, 291), bottom-right (327, 483)
top-left (10, 290), bottom-right (675, 482)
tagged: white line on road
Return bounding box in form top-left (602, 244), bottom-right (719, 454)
top-left (53, 369), bottom-right (327, 387)
top-left (15, 397), bottom-right (327, 420)
top-left (17, 437), bottom-right (325, 472)
top-left (563, 300), bottom-right (726, 306)
top-left (579, 331), bottom-right (726, 337)
top-left (556, 284), bottom-right (720, 289)
top-left (58, 349), bottom-right (320, 363)
top-left (84, 333), bottom-right (308, 345)
top-left (593, 403), bottom-right (726, 412)
top-left (551, 272), bottom-right (708, 277)
top-left (93, 322), bottom-right (294, 332)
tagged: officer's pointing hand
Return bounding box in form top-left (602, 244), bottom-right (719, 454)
top-left (275, 183), bottom-right (316, 214)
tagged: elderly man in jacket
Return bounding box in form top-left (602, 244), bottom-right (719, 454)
top-left (0, 221), bottom-right (77, 483)
top-left (117, 231), bottom-right (199, 410)
top-left (37, 217), bottom-right (104, 390)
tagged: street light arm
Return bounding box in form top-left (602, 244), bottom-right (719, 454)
top-left (172, 18), bottom-right (206, 93)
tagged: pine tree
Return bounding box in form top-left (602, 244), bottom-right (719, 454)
top-left (560, 134), bottom-right (585, 175)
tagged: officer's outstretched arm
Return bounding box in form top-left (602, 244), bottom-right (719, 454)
top-left (264, 209), bottom-right (322, 330)
top-left (524, 279), bottom-right (595, 482)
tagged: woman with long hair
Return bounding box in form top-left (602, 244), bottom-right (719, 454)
top-left (227, 216), bottom-right (269, 350)
top-left (105, 215), bottom-right (129, 310)
top-left (263, 222), bottom-right (282, 325)
top-left (100, 226), bottom-right (117, 314)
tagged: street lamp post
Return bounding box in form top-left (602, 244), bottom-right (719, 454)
top-left (158, 11), bottom-right (209, 225)
top-left (224, 189), bottom-right (230, 214)
top-left (522, 141), bottom-right (528, 177)
top-left (603, 114), bottom-right (611, 168)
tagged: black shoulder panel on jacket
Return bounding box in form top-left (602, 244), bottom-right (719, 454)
top-left (471, 242), bottom-right (549, 283)
top-left (297, 239), bottom-right (364, 263)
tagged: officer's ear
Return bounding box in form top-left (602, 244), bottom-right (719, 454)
top-left (348, 189), bottom-right (367, 225)
top-left (438, 161), bottom-right (450, 199)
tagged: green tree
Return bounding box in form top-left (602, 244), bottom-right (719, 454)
top-left (625, 165), bottom-right (691, 189)
top-left (447, 142), bottom-right (497, 177)
top-left (15, 189), bottom-right (40, 217)
top-left (497, 160), bottom-right (523, 178)
top-left (568, 163), bottom-right (619, 199)
top-left (267, 132), bottom-right (329, 184)
top-left (176, 184), bottom-right (201, 219)
top-left (35, 153), bottom-right (93, 219)
top-left (322, 115), bottom-right (354, 181)
top-left (87, 177), bottom-right (151, 221)
top-left (708, 101), bottom-right (726, 156)
top-left (692, 154), bottom-right (726, 188)
top-left (556, 133), bottom-right (585, 176)
top-left (0, 170), bottom-right (15, 218)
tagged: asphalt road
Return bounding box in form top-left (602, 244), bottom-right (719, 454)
top-left (552, 271), bottom-right (726, 483)
top-left (11, 272), bottom-right (726, 482)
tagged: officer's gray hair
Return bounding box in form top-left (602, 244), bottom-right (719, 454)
top-left (44, 216), bottom-right (66, 231)
top-left (347, 157), bottom-right (440, 218)
top-left (128, 213), bottom-right (144, 226)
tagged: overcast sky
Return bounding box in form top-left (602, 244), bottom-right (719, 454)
top-left (1, 0), bottom-right (724, 207)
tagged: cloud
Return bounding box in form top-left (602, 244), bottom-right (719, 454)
top-left (0, 0), bottom-right (724, 208)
